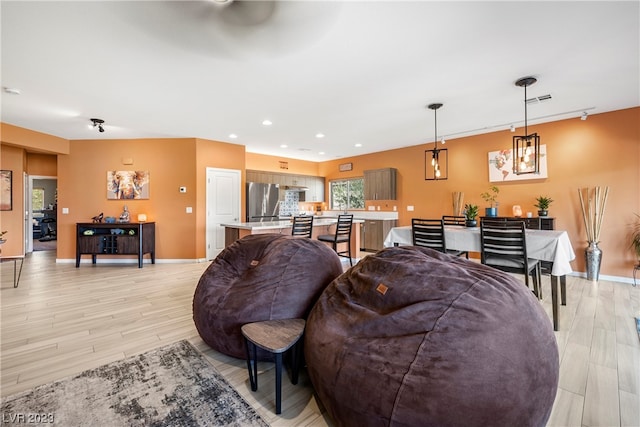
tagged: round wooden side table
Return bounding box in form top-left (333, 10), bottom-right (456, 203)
top-left (241, 318), bottom-right (305, 414)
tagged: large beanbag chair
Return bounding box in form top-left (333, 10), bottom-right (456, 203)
top-left (305, 246), bottom-right (559, 427)
top-left (193, 233), bottom-right (343, 359)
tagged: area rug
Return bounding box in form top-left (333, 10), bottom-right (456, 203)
top-left (1, 340), bottom-right (268, 427)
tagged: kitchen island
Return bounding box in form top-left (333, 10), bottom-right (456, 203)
top-left (222, 217), bottom-right (363, 260)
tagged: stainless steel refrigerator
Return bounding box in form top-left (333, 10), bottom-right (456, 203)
top-left (246, 182), bottom-right (280, 222)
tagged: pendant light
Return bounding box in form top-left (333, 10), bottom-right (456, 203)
top-left (512, 77), bottom-right (540, 175)
top-left (425, 103), bottom-right (448, 180)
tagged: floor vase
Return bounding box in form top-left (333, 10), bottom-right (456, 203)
top-left (585, 242), bottom-right (602, 281)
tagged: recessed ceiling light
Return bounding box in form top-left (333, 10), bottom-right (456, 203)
top-left (229, 133), bottom-right (238, 139)
top-left (262, 119), bottom-right (272, 126)
top-left (4, 87), bottom-right (21, 95)
top-left (315, 133), bottom-right (325, 139)
top-left (355, 143), bottom-right (362, 147)
top-left (318, 151), bottom-right (325, 155)
top-left (280, 144), bottom-right (288, 148)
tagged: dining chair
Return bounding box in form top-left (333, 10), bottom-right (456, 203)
top-left (318, 214), bottom-right (354, 266)
top-left (412, 218), bottom-right (468, 259)
top-left (480, 219), bottom-right (542, 298)
top-left (291, 215), bottom-right (313, 238)
top-left (442, 215), bottom-right (466, 226)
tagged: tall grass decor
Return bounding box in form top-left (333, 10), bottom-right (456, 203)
top-left (578, 186), bottom-right (609, 281)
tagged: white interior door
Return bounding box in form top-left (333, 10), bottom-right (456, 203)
top-left (206, 168), bottom-right (241, 260)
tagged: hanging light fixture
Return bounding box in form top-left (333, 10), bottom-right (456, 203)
top-left (425, 103), bottom-right (448, 180)
top-left (512, 77), bottom-right (540, 175)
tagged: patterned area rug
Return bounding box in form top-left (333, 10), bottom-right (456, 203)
top-left (1, 340), bottom-right (268, 427)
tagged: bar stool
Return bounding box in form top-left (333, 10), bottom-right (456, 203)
top-left (241, 318), bottom-right (305, 414)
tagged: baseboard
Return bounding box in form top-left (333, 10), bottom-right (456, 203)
top-left (56, 258), bottom-right (209, 265)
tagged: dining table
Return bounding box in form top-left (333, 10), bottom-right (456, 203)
top-left (383, 225), bottom-right (576, 331)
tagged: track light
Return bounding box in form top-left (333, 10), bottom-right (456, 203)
top-left (581, 112), bottom-right (588, 121)
top-left (90, 118), bottom-right (105, 133)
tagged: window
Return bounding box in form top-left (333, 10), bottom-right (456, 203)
top-left (32, 188), bottom-right (45, 211)
top-left (329, 178), bottom-right (364, 210)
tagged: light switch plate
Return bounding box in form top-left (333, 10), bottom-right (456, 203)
top-left (62, 207), bottom-right (69, 214)
top-left (186, 207), bottom-right (193, 214)
top-left (407, 205), bottom-right (414, 211)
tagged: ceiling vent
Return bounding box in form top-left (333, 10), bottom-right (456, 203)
top-left (525, 94), bottom-right (552, 104)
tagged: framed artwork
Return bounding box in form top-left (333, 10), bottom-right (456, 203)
top-left (339, 162), bottom-right (353, 172)
top-left (488, 145), bottom-right (548, 182)
top-left (107, 171), bottom-right (150, 199)
top-left (1, 170), bottom-right (12, 210)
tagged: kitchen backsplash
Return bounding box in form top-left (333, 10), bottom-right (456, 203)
top-left (279, 191), bottom-right (300, 217)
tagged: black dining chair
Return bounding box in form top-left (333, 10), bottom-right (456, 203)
top-left (291, 215), bottom-right (313, 238)
top-left (318, 214), bottom-right (354, 266)
top-left (412, 218), bottom-right (468, 259)
top-left (442, 215), bottom-right (466, 226)
top-left (441, 215), bottom-right (469, 258)
top-left (480, 219), bottom-right (542, 298)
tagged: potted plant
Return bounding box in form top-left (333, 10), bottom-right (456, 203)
top-left (631, 213), bottom-right (640, 263)
top-left (463, 204), bottom-right (479, 227)
top-left (534, 196), bottom-right (553, 217)
top-left (0, 230), bottom-right (7, 244)
top-left (480, 186), bottom-right (499, 217)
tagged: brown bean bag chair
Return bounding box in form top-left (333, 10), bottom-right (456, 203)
top-left (305, 246), bottom-right (559, 427)
top-left (193, 233), bottom-right (343, 359)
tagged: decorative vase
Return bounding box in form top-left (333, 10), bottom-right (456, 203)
top-left (465, 220), bottom-right (477, 227)
top-left (538, 210), bottom-right (548, 217)
top-left (585, 241), bottom-right (602, 281)
top-left (485, 207), bottom-right (497, 217)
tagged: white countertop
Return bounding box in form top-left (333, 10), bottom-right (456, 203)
top-left (321, 210), bottom-right (399, 220)
top-left (223, 217), bottom-right (364, 231)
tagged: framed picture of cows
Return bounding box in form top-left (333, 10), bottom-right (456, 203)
top-left (107, 170), bottom-right (150, 199)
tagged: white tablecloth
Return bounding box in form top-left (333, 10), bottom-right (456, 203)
top-left (383, 226), bottom-right (576, 276)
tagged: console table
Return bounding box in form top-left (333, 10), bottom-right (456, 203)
top-left (76, 222), bottom-right (155, 268)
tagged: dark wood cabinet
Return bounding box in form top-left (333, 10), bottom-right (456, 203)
top-left (76, 222), bottom-right (155, 268)
top-left (361, 219), bottom-right (398, 251)
top-left (480, 216), bottom-right (555, 230)
top-left (364, 168), bottom-right (397, 200)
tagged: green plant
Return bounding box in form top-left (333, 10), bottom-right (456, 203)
top-left (0, 230), bottom-right (7, 240)
top-left (534, 196), bottom-right (554, 210)
top-left (631, 214), bottom-right (640, 259)
top-left (480, 186), bottom-right (499, 207)
top-left (463, 204), bottom-right (479, 220)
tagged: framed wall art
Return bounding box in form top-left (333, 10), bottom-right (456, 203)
top-left (107, 171), bottom-right (150, 199)
top-left (1, 170), bottom-right (12, 211)
top-left (488, 145), bottom-right (548, 182)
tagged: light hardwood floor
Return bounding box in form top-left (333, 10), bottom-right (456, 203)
top-left (1, 251), bottom-right (639, 426)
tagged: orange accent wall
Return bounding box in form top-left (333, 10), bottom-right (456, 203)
top-left (1, 123), bottom-right (69, 154)
top-left (195, 138), bottom-right (246, 259)
top-left (319, 107), bottom-right (640, 278)
top-left (55, 137), bottom-right (245, 261)
top-left (2, 107), bottom-right (639, 279)
top-left (246, 152), bottom-right (320, 176)
top-left (0, 145), bottom-right (25, 256)
top-left (26, 153), bottom-right (57, 176)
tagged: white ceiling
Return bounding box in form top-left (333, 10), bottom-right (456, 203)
top-left (2, 1), bottom-right (638, 162)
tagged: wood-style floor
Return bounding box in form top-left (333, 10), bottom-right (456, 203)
top-left (1, 251), bottom-right (639, 427)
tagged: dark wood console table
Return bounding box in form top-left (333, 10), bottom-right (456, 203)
top-left (76, 222), bottom-right (155, 268)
